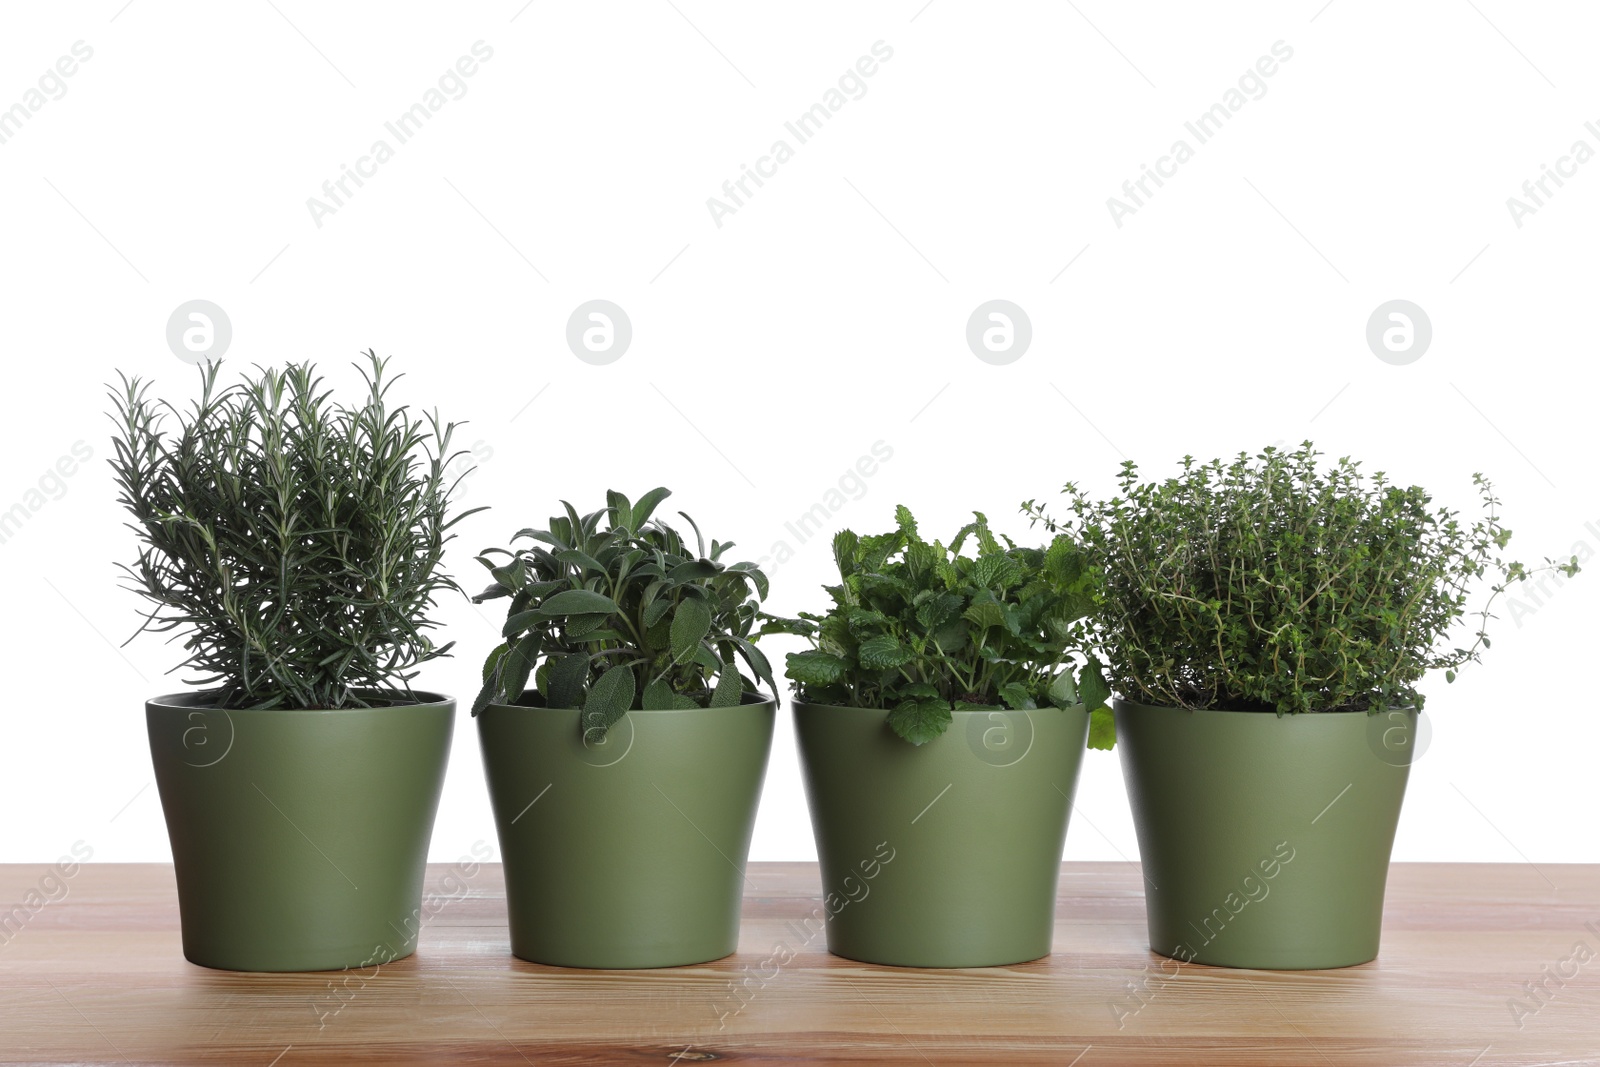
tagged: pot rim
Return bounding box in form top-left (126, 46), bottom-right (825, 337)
top-left (146, 690), bottom-right (454, 712)
top-left (791, 699), bottom-right (1086, 714)
top-left (1112, 695), bottom-right (1415, 715)
top-left (482, 690), bottom-right (777, 716)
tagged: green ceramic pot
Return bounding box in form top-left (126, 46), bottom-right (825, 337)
top-left (1115, 697), bottom-right (1416, 969)
top-left (146, 691), bottom-right (454, 972)
top-left (794, 701), bottom-right (1089, 967)
top-left (478, 694), bottom-right (775, 968)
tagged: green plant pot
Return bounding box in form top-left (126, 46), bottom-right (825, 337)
top-left (1115, 697), bottom-right (1415, 969)
top-left (146, 692), bottom-right (454, 972)
top-left (793, 701), bottom-right (1088, 967)
top-left (478, 694), bottom-right (775, 968)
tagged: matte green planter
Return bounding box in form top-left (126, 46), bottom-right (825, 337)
top-left (1115, 697), bottom-right (1415, 969)
top-left (794, 701), bottom-right (1088, 967)
top-left (146, 692), bottom-right (454, 972)
top-left (479, 694), bottom-right (775, 968)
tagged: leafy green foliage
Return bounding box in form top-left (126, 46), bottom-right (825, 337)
top-left (472, 489), bottom-right (775, 736)
top-left (765, 506), bottom-right (1110, 746)
top-left (108, 354), bottom-right (480, 709)
top-left (1025, 441), bottom-right (1582, 715)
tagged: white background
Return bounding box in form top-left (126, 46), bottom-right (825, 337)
top-left (1, 1), bottom-right (1595, 869)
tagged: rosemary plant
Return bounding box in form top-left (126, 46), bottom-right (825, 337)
top-left (109, 353), bottom-right (480, 709)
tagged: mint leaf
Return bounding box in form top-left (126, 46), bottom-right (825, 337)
top-left (1078, 658), bottom-right (1111, 714)
top-left (962, 600), bottom-right (1007, 632)
top-left (887, 699), bottom-right (953, 745)
top-left (915, 592), bottom-right (962, 631)
top-left (1047, 670), bottom-right (1078, 707)
top-left (998, 682), bottom-right (1031, 710)
top-left (1087, 706), bottom-right (1116, 750)
top-left (858, 635), bottom-right (911, 669)
top-left (786, 650), bottom-right (848, 686)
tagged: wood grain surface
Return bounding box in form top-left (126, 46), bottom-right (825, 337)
top-left (0, 862), bottom-right (1596, 1065)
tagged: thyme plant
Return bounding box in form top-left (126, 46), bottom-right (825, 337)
top-left (767, 506), bottom-right (1111, 746)
top-left (109, 354), bottom-right (479, 709)
top-left (1025, 442), bottom-right (1580, 715)
top-left (471, 489), bottom-right (776, 737)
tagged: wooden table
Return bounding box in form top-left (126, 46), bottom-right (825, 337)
top-left (1, 862), bottom-right (1596, 1065)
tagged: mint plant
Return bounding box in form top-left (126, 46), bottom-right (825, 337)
top-left (109, 354), bottom-right (480, 709)
top-left (1025, 442), bottom-right (1580, 716)
top-left (765, 506), bottom-right (1111, 747)
top-left (471, 489), bottom-right (776, 737)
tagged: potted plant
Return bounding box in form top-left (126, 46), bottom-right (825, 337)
top-left (1027, 442), bottom-right (1580, 969)
top-left (766, 506), bottom-right (1110, 967)
top-left (471, 489), bottom-right (778, 968)
top-left (110, 354), bottom-right (479, 972)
